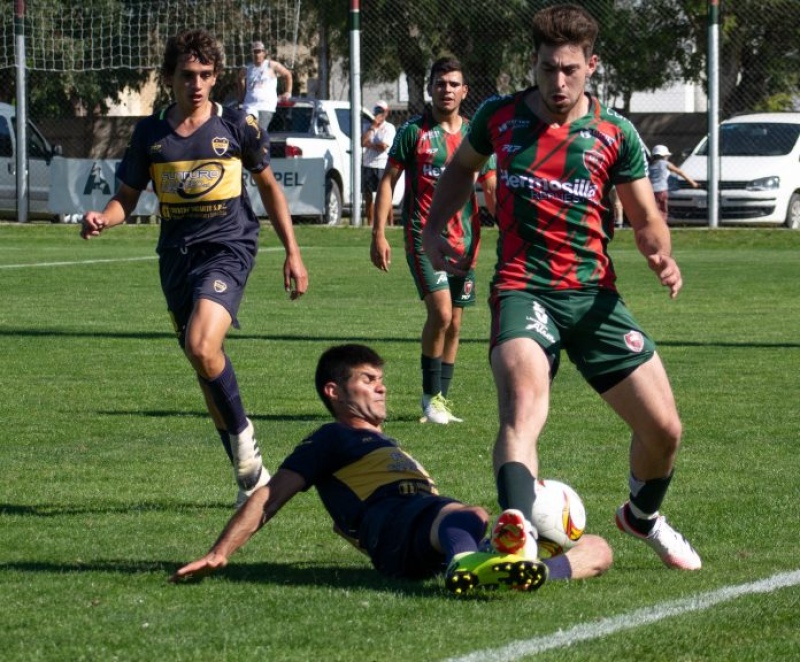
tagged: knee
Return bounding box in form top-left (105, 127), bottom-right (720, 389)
top-left (184, 338), bottom-right (223, 377)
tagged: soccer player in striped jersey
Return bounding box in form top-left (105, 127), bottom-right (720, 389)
top-left (370, 57), bottom-right (496, 425)
top-left (80, 29), bottom-right (308, 506)
top-left (422, 4), bottom-right (701, 571)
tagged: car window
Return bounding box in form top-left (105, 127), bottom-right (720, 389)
top-left (335, 108), bottom-right (352, 139)
top-left (0, 116), bottom-right (11, 157)
top-left (268, 106), bottom-right (313, 133)
top-left (698, 122), bottom-right (800, 157)
top-left (27, 122), bottom-right (51, 159)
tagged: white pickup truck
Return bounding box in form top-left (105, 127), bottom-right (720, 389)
top-left (267, 98), bottom-right (403, 225)
top-left (0, 102), bottom-right (63, 221)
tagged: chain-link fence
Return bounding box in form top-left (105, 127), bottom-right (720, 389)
top-left (1, 1), bottom-right (799, 223)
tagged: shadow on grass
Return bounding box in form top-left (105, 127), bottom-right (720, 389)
top-left (0, 557), bottom-right (468, 598)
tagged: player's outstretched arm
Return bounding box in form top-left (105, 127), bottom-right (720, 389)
top-left (169, 469), bottom-right (306, 583)
top-left (616, 178), bottom-right (682, 299)
top-left (253, 166), bottom-right (309, 300)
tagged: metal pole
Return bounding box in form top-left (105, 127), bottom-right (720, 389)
top-left (14, 0), bottom-right (29, 223)
top-left (707, 0), bottom-right (720, 229)
top-left (349, 0), bottom-right (362, 227)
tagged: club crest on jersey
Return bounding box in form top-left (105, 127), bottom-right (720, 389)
top-left (213, 279), bottom-right (228, 293)
top-left (624, 330), bottom-right (645, 353)
top-left (212, 137), bottom-right (230, 156)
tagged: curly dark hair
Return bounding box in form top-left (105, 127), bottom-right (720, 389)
top-left (161, 28), bottom-right (224, 80)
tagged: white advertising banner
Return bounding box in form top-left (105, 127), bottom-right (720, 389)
top-left (48, 157), bottom-right (326, 218)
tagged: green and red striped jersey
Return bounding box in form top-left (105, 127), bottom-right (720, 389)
top-left (468, 88), bottom-right (648, 292)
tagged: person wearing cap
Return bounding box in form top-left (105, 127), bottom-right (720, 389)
top-left (361, 100), bottom-right (396, 227)
top-left (648, 144), bottom-right (699, 222)
top-left (238, 40), bottom-right (293, 129)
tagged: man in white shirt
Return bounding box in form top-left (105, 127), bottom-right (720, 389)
top-left (361, 100), bottom-right (396, 226)
top-left (238, 40), bottom-right (293, 129)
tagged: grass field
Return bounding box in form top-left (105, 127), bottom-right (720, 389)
top-left (1, 223), bottom-right (798, 661)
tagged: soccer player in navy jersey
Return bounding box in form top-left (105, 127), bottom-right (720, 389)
top-left (80, 29), bottom-right (308, 506)
top-left (370, 57), bottom-right (496, 426)
top-left (422, 4), bottom-right (701, 571)
top-left (170, 344), bottom-right (612, 594)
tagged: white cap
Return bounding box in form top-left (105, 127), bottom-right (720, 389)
top-left (373, 100), bottom-right (389, 112)
top-left (652, 144), bottom-right (671, 157)
top-left (251, 41), bottom-right (265, 51)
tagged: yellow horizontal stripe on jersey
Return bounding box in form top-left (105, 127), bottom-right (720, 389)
top-left (332, 446), bottom-right (437, 501)
top-left (151, 158), bottom-right (242, 204)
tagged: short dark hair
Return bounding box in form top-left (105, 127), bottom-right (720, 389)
top-left (161, 28), bottom-right (224, 80)
top-left (315, 344), bottom-right (385, 415)
top-left (532, 4), bottom-right (599, 59)
top-left (428, 56), bottom-right (466, 86)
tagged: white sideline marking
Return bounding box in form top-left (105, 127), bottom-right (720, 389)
top-left (441, 570), bottom-right (800, 662)
top-left (0, 247), bottom-right (290, 270)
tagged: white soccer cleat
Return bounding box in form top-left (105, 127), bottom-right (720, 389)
top-left (490, 508), bottom-right (539, 561)
top-left (420, 393), bottom-right (456, 424)
top-left (616, 503), bottom-right (702, 570)
top-left (231, 418), bottom-right (267, 491)
top-left (235, 467), bottom-right (270, 509)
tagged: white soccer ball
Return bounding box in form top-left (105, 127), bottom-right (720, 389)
top-left (531, 479), bottom-right (586, 556)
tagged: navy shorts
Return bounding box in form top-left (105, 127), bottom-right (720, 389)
top-left (362, 166), bottom-right (383, 193)
top-left (159, 243), bottom-right (255, 345)
top-left (359, 494), bottom-right (459, 580)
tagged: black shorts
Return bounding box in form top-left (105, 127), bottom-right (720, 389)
top-left (362, 167), bottom-right (383, 193)
top-left (159, 243), bottom-right (255, 345)
top-left (359, 494), bottom-right (459, 580)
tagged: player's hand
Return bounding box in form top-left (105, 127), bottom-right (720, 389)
top-left (422, 232), bottom-right (469, 277)
top-left (370, 233), bottom-right (391, 271)
top-left (169, 552), bottom-right (228, 583)
top-left (647, 253), bottom-right (682, 299)
top-left (80, 212), bottom-right (107, 240)
top-left (284, 254), bottom-right (308, 300)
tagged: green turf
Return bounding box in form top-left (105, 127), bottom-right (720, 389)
top-left (1, 223), bottom-right (798, 661)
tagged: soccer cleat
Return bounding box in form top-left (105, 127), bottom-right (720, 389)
top-left (444, 551), bottom-right (548, 595)
top-left (616, 502), bottom-right (702, 570)
top-left (231, 418), bottom-right (267, 489)
top-left (491, 508), bottom-right (539, 560)
top-left (420, 393), bottom-right (451, 424)
top-left (443, 398), bottom-right (463, 423)
top-left (235, 467), bottom-right (270, 509)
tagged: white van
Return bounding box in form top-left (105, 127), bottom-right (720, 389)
top-left (0, 102), bottom-right (63, 220)
top-left (668, 112), bottom-right (800, 229)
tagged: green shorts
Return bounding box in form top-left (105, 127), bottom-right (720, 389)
top-left (489, 288), bottom-right (655, 386)
top-left (405, 249), bottom-right (476, 307)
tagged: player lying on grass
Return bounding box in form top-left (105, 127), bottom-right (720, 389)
top-left (170, 344), bottom-right (612, 594)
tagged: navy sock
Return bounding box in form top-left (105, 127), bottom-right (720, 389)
top-left (201, 355), bottom-right (248, 435)
top-left (542, 554), bottom-right (572, 580)
top-left (421, 354), bottom-right (442, 396)
top-left (218, 429), bottom-right (233, 463)
top-left (496, 462), bottom-right (536, 515)
top-left (437, 510), bottom-right (486, 563)
top-left (440, 362), bottom-right (454, 397)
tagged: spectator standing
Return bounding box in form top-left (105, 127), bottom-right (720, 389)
top-left (238, 40), bottom-right (293, 129)
top-left (648, 144), bottom-right (699, 223)
top-left (361, 100), bottom-right (396, 227)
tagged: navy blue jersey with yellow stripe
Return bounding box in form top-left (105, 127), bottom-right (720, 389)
top-left (280, 422), bottom-right (439, 550)
top-left (117, 103), bottom-right (269, 255)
